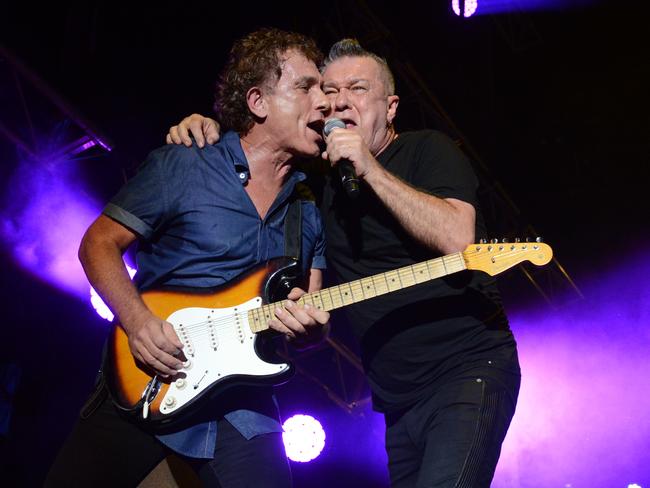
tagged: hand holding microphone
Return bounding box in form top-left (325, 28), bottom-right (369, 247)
top-left (323, 118), bottom-right (361, 199)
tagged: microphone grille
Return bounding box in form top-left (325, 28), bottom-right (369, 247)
top-left (323, 118), bottom-right (346, 137)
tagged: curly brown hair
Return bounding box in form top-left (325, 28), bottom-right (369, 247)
top-left (214, 28), bottom-right (323, 135)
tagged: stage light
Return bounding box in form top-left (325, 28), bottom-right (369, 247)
top-left (90, 264), bottom-right (136, 321)
top-left (282, 414), bottom-right (326, 463)
top-left (452, 0), bottom-right (478, 17)
top-left (0, 155), bottom-right (103, 298)
top-left (627, 484), bottom-right (642, 488)
top-left (451, 0), bottom-right (599, 17)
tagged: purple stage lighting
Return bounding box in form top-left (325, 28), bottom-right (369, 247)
top-left (491, 248), bottom-right (650, 487)
top-left (452, 0), bottom-right (478, 17)
top-left (282, 414), bottom-right (326, 463)
top-left (90, 264), bottom-right (137, 321)
top-left (0, 155), bottom-right (101, 298)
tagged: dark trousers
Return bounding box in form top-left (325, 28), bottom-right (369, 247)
top-left (385, 364), bottom-right (520, 488)
top-left (45, 388), bottom-right (292, 488)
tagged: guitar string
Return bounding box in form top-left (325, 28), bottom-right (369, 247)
top-left (147, 248), bottom-right (541, 344)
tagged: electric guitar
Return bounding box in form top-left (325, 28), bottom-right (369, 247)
top-left (104, 240), bottom-right (552, 429)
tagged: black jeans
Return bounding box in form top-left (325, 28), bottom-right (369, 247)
top-left (45, 385), bottom-right (292, 488)
top-left (385, 363), bottom-right (520, 488)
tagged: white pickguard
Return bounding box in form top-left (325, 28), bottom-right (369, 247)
top-left (158, 296), bottom-right (289, 416)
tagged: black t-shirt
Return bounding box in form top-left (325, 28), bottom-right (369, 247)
top-left (321, 130), bottom-right (518, 413)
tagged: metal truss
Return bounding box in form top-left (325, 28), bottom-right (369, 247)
top-left (489, 3), bottom-right (544, 53)
top-left (278, 335), bottom-right (373, 416)
top-left (0, 45), bottom-right (112, 163)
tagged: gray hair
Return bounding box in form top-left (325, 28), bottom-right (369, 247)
top-left (323, 38), bottom-right (395, 95)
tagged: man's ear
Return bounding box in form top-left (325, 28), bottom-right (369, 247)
top-left (386, 95), bottom-right (399, 125)
top-left (246, 87), bottom-right (268, 119)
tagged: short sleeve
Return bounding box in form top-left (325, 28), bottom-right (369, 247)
top-left (102, 148), bottom-right (170, 240)
top-left (411, 131), bottom-right (479, 209)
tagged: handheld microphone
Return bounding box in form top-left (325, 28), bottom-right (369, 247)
top-left (323, 118), bottom-right (360, 199)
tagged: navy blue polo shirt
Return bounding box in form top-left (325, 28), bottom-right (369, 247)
top-left (103, 131), bottom-right (326, 458)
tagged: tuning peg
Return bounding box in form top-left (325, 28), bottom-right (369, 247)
top-left (514, 238), bottom-right (520, 243)
top-left (479, 238), bottom-right (487, 244)
top-left (536, 236), bottom-right (543, 243)
top-left (525, 237), bottom-right (531, 242)
top-left (501, 238), bottom-right (509, 243)
top-left (490, 238), bottom-right (499, 244)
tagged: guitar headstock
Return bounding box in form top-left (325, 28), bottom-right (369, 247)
top-left (462, 238), bottom-right (553, 276)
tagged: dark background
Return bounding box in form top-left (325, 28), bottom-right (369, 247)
top-left (1, 1), bottom-right (649, 486)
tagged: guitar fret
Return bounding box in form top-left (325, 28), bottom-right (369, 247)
top-left (413, 262), bottom-right (430, 284)
top-left (262, 305), bottom-right (273, 327)
top-left (385, 270), bottom-right (401, 292)
top-left (258, 308), bottom-right (267, 332)
top-left (396, 269), bottom-right (404, 288)
top-left (443, 254), bottom-right (464, 274)
top-left (398, 266), bottom-right (417, 287)
top-left (251, 307), bottom-right (266, 333)
top-left (356, 280), bottom-right (368, 301)
top-left (312, 292), bottom-right (324, 310)
top-left (348, 281), bottom-right (361, 301)
top-left (440, 255), bottom-right (448, 274)
top-left (427, 259), bottom-right (445, 280)
top-left (316, 288), bottom-right (332, 311)
top-left (382, 273), bottom-right (391, 294)
top-left (371, 274), bottom-right (387, 295)
top-left (327, 286), bottom-right (343, 309)
top-left (254, 308), bottom-right (263, 333)
top-left (346, 280), bottom-right (359, 302)
top-left (360, 277), bottom-right (377, 299)
top-left (339, 282), bottom-right (355, 306)
top-left (326, 286), bottom-right (339, 309)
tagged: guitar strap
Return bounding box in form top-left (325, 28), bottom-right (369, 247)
top-left (283, 193), bottom-right (302, 267)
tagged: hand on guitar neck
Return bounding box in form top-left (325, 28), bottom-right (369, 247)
top-left (268, 286), bottom-right (331, 349)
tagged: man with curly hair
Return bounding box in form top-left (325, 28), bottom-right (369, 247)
top-left (46, 28), bottom-right (331, 488)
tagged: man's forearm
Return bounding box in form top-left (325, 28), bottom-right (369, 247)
top-left (364, 165), bottom-right (475, 254)
top-left (79, 216), bottom-right (184, 375)
top-left (79, 223), bottom-right (149, 329)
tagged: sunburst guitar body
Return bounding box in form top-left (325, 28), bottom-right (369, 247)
top-left (104, 257), bottom-right (300, 431)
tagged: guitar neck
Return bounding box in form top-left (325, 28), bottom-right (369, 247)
top-left (248, 252), bottom-right (466, 333)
